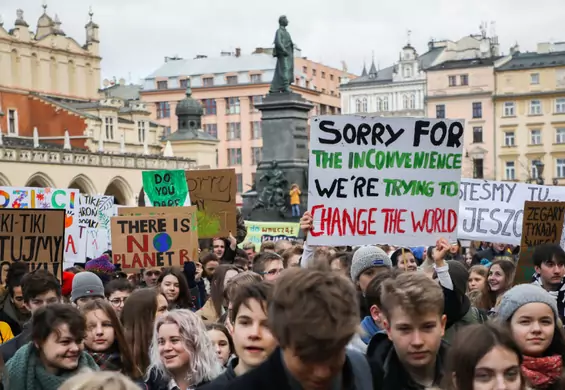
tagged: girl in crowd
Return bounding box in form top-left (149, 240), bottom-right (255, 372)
top-left (498, 284), bottom-right (565, 390)
top-left (157, 268), bottom-right (193, 310)
top-left (390, 247), bottom-right (418, 272)
top-left (197, 265), bottom-right (241, 324)
top-left (81, 299), bottom-right (142, 381)
top-left (146, 310), bottom-right (223, 389)
top-left (122, 289), bottom-right (169, 375)
top-left (60, 371), bottom-right (141, 390)
top-left (478, 259), bottom-right (516, 312)
top-left (206, 323), bottom-right (235, 367)
top-left (468, 265), bottom-right (488, 293)
top-left (3, 304), bottom-right (99, 390)
top-left (442, 322), bottom-right (526, 390)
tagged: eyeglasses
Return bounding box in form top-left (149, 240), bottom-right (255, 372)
top-left (261, 268), bottom-right (284, 276)
top-left (145, 271), bottom-right (161, 277)
top-left (109, 297), bottom-right (128, 307)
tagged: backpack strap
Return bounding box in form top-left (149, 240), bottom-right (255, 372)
top-left (346, 348), bottom-right (373, 390)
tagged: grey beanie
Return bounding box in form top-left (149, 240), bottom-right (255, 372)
top-left (350, 246), bottom-right (392, 281)
top-left (497, 284), bottom-right (559, 322)
top-left (70, 271), bottom-right (105, 303)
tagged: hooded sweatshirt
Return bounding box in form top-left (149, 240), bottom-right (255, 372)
top-left (360, 316), bottom-right (381, 345)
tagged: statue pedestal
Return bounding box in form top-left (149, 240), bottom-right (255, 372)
top-left (242, 92), bottom-right (313, 222)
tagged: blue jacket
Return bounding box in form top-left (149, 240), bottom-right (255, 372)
top-left (360, 316), bottom-right (380, 345)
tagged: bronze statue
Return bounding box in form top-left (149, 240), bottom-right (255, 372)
top-left (269, 15), bottom-right (294, 93)
top-left (253, 161), bottom-right (289, 216)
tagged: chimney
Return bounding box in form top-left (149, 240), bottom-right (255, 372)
top-left (428, 39), bottom-right (435, 51)
top-left (235, 47), bottom-right (241, 57)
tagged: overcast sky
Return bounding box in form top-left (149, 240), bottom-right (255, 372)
top-left (1, 0), bottom-right (563, 84)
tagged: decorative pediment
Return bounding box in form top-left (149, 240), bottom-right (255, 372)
top-left (35, 34), bottom-right (87, 54)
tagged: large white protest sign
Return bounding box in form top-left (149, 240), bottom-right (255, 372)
top-left (79, 195), bottom-right (114, 229)
top-left (308, 115), bottom-right (464, 246)
top-left (458, 179), bottom-right (565, 245)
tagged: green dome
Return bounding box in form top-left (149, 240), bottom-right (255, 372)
top-left (175, 86), bottom-right (203, 117)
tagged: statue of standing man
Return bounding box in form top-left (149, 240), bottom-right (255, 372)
top-left (269, 15), bottom-right (294, 93)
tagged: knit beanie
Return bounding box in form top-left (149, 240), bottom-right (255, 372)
top-left (350, 246), bottom-right (392, 281)
top-left (497, 284), bottom-right (559, 323)
top-left (85, 254), bottom-right (115, 284)
top-left (61, 271), bottom-right (75, 297)
top-left (70, 271), bottom-right (104, 303)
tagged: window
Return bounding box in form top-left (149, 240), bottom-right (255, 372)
top-left (321, 71), bottom-right (326, 79)
top-left (409, 94), bottom-right (415, 110)
top-left (383, 96), bottom-right (389, 111)
top-left (460, 74), bottom-right (469, 85)
top-left (330, 74), bottom-right (334, 81)
top-left (202, 77), bottom-right (214, 87)
top-left (362, 98), bottom-right (368, 112)
top-left (503, 102), bottom-right (515, 117)
top-left (202, 99), bottom-right (217, 115)
top-left (226, 97), bottom-right (240, 114)
top-left (7, 109), bottom-right (17, 135)
top-left (236, 174), bottom-right (243, 193)
top-left (302, 66), bottom-right (307, 73)
top-left (556, 128), bottom-right (565, 144)
top-left (137, 121), bottom-right (146, 143)
top-left (404, 66), bottom-right (412, 78)
top-left (249, 95), bottom-right (263, 113)
top-left (472, 102), bottom-right (482, 119)
top-left (531, 160), bottom-right (541, 179)
top-left (473, 159), bottom-right (484, 179)
top-left (322, 88), bottom-right (326, 94)
top-left (251, 147), bottom-right (262, 165)
top-left (355, 99), bottom-right (362, 113)
top-left (557, 159), bottom-right (565, 178)
top-left (312, 69), bottom-right (317, 76)
top-left (505, 161), bottom-right (516, 180)
top-left (530, 100), bottom-right (542, 115)
top-left (180, 79), bottom-right (189, 89)
top-left (530, 129), bottom-right (542, 145)
top-left (530, 73), bottom-right (540, 85)
top-left (227, 122), bottom-right (241, 140)
top-left (556, 98), bottom-right (565, 113)
top-left (157, 80), bottom-right (168, 90)
top-left (376, 98), bottom-right (382, 112)
top-left (504, 131), bottom-right (515, 146)
top-left (251, 121), bottom-right (262, 139)
top-left (436, 104), bottom-right (445, 118)
top-left (403, 95), bottom-right (409, 109)
top-left (156, 102), bottom-right (170, 118)
top-left (227, 148), bottom-right (242, 166)
top-left (472, 127), bottom-right (483, 143)
top-left (105, 117), bottom-right (114, 140)
top-left (204, 124), bottom-right (217, 138)
top-left (250, 74), bottom-right (262, 83)
top-left (163, 126), bottom-right (171, 137)
top-left (448, 75), bottom-right (457, 87)
top-left (226, 76), bottom-right (238, 85)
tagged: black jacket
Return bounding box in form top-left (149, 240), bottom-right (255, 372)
top-left (0, 320), bottom-right (30, 363)
top-left (203, 347), bottom-right (372, 390)
top-left (367, 332), bottom-right (448, 390)
top-left (200, 357), bottom-right (238, 389)
top-left (145, 368), bottom-right (209, 390)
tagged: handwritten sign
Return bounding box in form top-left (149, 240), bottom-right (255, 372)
top-left (186, 169), bottom-right (237, 238)
top-left (307, 115), bottom-right (464, 246)
top-left (458, 179), bottom-right (565, 245)
top-left (79, 195), bottom-right (114, 229)
top-left (515, 201), bottom-right (565, 284)
top-left (239, 221), bottom-right (300, 251)
top-left (0, 187), bottom-right (80, 266)
top-left (142, 170), bottom-right (190, 207)
top-left (111, 207), bottom-right (198, 271)
top-left (0, 209), bottom-right (65, 283)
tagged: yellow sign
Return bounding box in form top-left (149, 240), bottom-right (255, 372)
top-left (240, 221), bottom-right (301, 251)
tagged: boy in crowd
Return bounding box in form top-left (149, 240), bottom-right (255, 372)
top-left (0, 270), bottom-right (61, 363)
top-left (532, 243), bottom-right (565, 322)
top-left (221, 267), bottom-right (372, 390)
top-left (242, 242), bottom-right (256, 261)
top-left (367, 272), bottom-right (448, 389)
top-left (71, 271), bottom-right (105, 309)
top-left (259, 241), bottom-right (275, 253)
top-left (0, 262), bottom-right (30, 336)
top-left (252, 253), bottom-right (285, 282)
top-left (140, 267), bottom-right (161, 287)
top-left (104, 278), bottom-right (134, 316)
top-left (350, 246), bottom-right (392, 294)
top-left (203, 282), bottom-right (277, 388)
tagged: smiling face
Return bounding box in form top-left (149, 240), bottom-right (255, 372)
top-left (84, 309), bottom-right (115, 352)
top-left (158, 323), bottom-right (191, 374)
top-left (213, 239), bottom-right (225, 258)
top-left (38, 323), bottom-right (83, 373)
top-left (510, 302), bottom-right (555, 357)
top-left (160, 274), bottom-right (180, 303)
top-left (397, 253), bottom-right (417, 272)
top-left (488, 264), bottom-right (507, 293)
top-left (208, 329), bottom-right (231, 366)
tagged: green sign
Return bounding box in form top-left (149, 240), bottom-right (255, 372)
top-left (142, 170), bottom-right (190, 207)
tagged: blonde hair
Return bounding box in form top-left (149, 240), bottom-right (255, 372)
top-left (59, 370), bottom-right (140, 390)
top-left (148, 309), bottom-right (223, 385)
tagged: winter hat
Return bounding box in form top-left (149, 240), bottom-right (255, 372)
top-left (350, 246), bottom-right (392, 281)
top-left (70, 271), bottom-right (104, 303)
top-left (85, 254), bottom-right (115, 274)
top-left (390, 247), bottom-right (414, 267)
top-left (446, 260), bottom-right (468, 298)
top-left (61, 271), bottom-right (76, 297)
top-left (497, 284), bottom-right (559, 323)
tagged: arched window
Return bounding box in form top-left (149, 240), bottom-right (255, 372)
top-left (376, 98), bottom-right (383, 112)
top-left (409, 94), bottom-right (416, 109)
top-left (10, 50), bottom-right (20, 86)
top-left (362, 97), bottom-right (368, 112)
top-left (68, 60), bottom-right (76, 95)
top-left (30, 53), bottom-right (40, 89)
top-left (85, 62), bottom-right (94, 97)
top-left (50, 56), bottom-right (58, 92)
top-left (355, 99), bottom-right (362, 113)
top-left (403, 95), bottom-right (409, 109)
top-left (404, 66), bottom-right (412, 78)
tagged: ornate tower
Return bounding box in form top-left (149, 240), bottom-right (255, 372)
top-left (85, 7), bottom-right (99, 55)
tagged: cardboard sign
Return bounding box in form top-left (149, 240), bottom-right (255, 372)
top-left (0, 209), bottom-right (65, 283)
top-left (307, 115), bottom-right (464, 246)
top-left (516, 201), bottom-right (565, 284)
top-left (142, 170), bottom-right (190, 207)
top-left (186, 169), bottom-right (237, 238)
top-left (117, 206), bottom-right (191, 217)
top-left (239, 220), bottom-right (300, 251)
top-left (111, 207), bottom-right (198, 271)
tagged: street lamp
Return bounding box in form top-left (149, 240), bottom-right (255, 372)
top-left (535, 161), bottom-right (545, 185)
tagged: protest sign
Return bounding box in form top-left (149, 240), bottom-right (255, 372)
top-left (79, 195), bottom-right (114, 229)
top-left (186, 169), bottom-right (237, 238)
top-left (118, 206), bottom-right (190, 217)
top-left (239, 221), bottom-right (300, 252)
top-left (0, 187), bottom-right (80, 265)
top-left (307, 115), bottom-right (464, 246)
top-left (515, 201), bottom-right (565, 284)
top-left (142, 170), bottom-right (190, 207)
top-left (111, 207), bottom-right (198, 271)
top-left (458, 179), bottom-right (565, 245)
top-left (0, 209), bottom-right (65, 283)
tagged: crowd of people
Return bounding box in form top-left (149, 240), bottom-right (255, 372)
top-left (0, 210), bottom-right (562, 390)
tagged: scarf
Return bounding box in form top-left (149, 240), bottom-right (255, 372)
top-left (3, 342), bottom-right (100, 390)
top-left (88, 350), bottom-right (121, 371)
top-left (522, 355), bottom-right (563, 389)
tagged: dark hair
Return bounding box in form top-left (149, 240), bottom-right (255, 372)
top-left (252, 252), bottom-right (282, 275)
top-left (210, 265), bottom-right (241, 318)
top-left (281, 246), bottom-right (303, 268)
top-left (233, 257), bottom-right (249, 271)
top-left (32, 303), bottom-right (85, 346)
top-left (224, 271), bottom-right (263, 303)
top-left (157, 268), bottom-right (193, 309)
top-left (268, 268), bottom-right (358, 362)
top-left (479, 260), bottom-right (515, 310)
top-left (22, 269), bottom-right (61, 303)
top-left (230, 281), bottom-right (272, 324)
top-left (442, 323), bottom-right (525, 390)
top-left (104, 278), bottom-right (134, 298)
top-left (6, 262), bottom-right (28, 297)
top-left (364, 269), bottom-right (400, 309)
top-left (234, 248), bottom-right (248, 260)
top-left (331, 251), bottom-right (352, 275)
top-left (533, 243), bottom-right (565, 267)
top-left (82, 299), bottom-right (142, 379)
top-left (206, 323), bottom-right (235, 356)
top-left (200, 252), bottom-right (220, 279)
